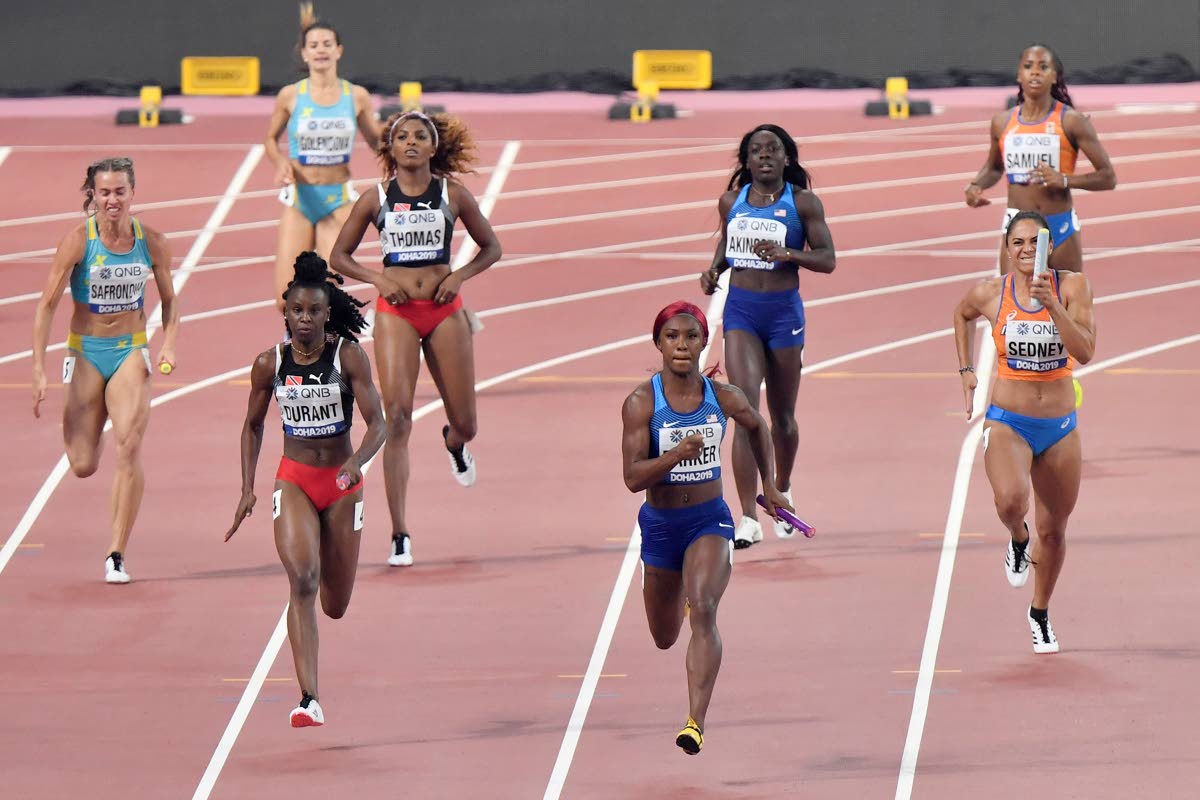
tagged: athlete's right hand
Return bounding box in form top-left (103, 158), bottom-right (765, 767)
top-left (672, 434), bottom-right (705, 462)
top-left (225, 490), bottom-right (256, 541)
top-left (375, 275), bottom-right (408, 306)
top-left (964, 183), bottom-right (991, 208)
top-left (275, 161), bottom-right (296, 187)
top-left (699, 268), bottom-right (721, 295)
top-left (961, 371), bottom-right (979, 420)
top-left (32, 367), bottom-right (47, 418)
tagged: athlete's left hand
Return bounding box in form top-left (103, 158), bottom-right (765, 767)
top-left (337, 459), bottom-right (363, 490)
top-left (157, 347), bottom-right (176, 374)
top-left (761, 485), bottom-right (792, 522)
top-left (1029, 165), bottom-right (1066, 188)
top-left (753, 242), bottom-right (793, 263)
top-left (1029, 272), bottom-right (1060, 310)
top-left (433, 273), bottom-right (463, 305)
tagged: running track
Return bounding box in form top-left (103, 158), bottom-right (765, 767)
top-left (1, 94), bottom-right (1197, 799)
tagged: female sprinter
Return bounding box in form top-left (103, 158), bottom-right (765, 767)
top-left (330, 111), bottom-right (501, 568)
top-left (226, 252), bottom-right (385, 727)
top-left (699, 124), bottom-right (835, 548)
top-left (621, 301), bottom-right (791, 753)
top-left (264, 3), bottom-right (380, 312)
top-left (965, 43), bottom-right (1117, 274)
top-left (953, 211), bottom-right (1096, 653)
top-left (31, 157), bottom-right (178, 584)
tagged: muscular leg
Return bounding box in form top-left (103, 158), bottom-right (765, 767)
top-left (723, 330), bottom-right (767, 519)
top-left (274, 481), bottom-right (323, 699)
top-left (62, 355), bottom-right (108, 480)
top-left (372, 313), bottom-right (423, 535)
top-left (763, 344), bottom-right (804, 493)
top-left (423, 311), bottom-right (477, 450)
top-left (642, 563), bottom-right (685, 650)
top-left (1029, 431), bottom-right (1082, 609)
top-left (681, 535), bottom-right (732, 729)
top-left (983, 422), bottom-right (1034, 545)
top-left (318, 490), bottom-right (363, 619)
top-left (274, 203), bottom-right (316, 314)
top-left (314, 204), bottom-right (352, 262)
top-left (101, 351), bottom-right (151, 557)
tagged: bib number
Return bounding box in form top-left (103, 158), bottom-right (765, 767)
top-left (725, 216), bottom-right (787, 270)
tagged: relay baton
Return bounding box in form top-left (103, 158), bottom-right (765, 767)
top-left (756, 494), bottom-right (816, 538)
top-left (1029, 227), bottom-right (1050, 310)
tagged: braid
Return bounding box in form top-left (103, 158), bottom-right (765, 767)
top-left (283, 251), bottom-right (368, 341)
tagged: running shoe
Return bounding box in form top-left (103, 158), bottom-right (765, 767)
top-left (733, 516), bottom-right (762, 549)
top-left (675, 717), bottom-right (703, 755)
top-left (387, 533), bottom-right (413, 567)
top-left (443, 425), bottom-right (476, 487)
top-left (290, 694), bottom-right (324, 727)
top-left (1005, 522), bottom-right (1032, 588)
top-left (1027, 607), bottom-right (1059, 654)
top-left (105, 552), bottom-right (131, 584)
top-left (773, 489), bottom-right (796, 539)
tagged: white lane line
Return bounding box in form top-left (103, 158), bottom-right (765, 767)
top-left (0, 148), bottom-right (262, 578)
top-left (0, 147), bottom-right (11, 169)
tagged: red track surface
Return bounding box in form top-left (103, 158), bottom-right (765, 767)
top-left (1, 100), bottom-right (1197, 798)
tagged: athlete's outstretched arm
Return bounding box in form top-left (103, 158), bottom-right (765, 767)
top-left (621, 384), bottom-right (703, 492)
top-left (1064, 111), bottom-right (1117, 192)
top-left (226, 349), bottom-right (276, 540)
top-left (965, 112), bottom-right (1007, 207)
top-left (146, 228), bottom-right (178, 371)
top-left (953, 280), bottom-right (996, 419)
top-left (1033, 272), bottom-right (1096, 364)
top-left (32, 226), bottom-right (85, 417)
top-left (352, 84), bottom-right (382, 151)
top-left (700, 191), bottom-right (737, 295)
top-left (337, 341), bottom-right (386, 487)
top-left (714, 383), bottom-right (790, 518)
top-left (264, 85), bottom-right (298, 187)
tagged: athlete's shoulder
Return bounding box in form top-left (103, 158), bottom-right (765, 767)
top-left (1058, 269), bottom-right (1092, 298)
top-left (622, 379), bottom-right (656, 415)
top-left (276, 82), bottom-right (299, 102)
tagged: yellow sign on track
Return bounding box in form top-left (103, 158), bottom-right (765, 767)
top-left (632, 50), bottom-right (712, 91)
top-left (181, 57), bottom-right (260, 96)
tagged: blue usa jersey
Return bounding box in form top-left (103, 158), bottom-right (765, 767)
top-left (648, 373), bottom-right (726, 485)
top-left (724, 183), bottom-right (806, 270)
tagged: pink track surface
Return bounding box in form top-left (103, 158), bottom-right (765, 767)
top-left (1, 89), bottom-right (1198, 798)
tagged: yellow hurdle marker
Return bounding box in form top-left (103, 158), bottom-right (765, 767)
top-left (139, 85), bottom-right (162, 127)
top-left (631, 81), bottom-right (658, 122)
top-left (885, 76), bottom-right (910, 120)
top-left (609, 50), bottom-right (711, 121)
top-left (400, 81), bottom-right (423, 112)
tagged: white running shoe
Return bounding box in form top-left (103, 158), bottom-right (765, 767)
top-left (387, 533), bottom-right (413, 567)
top-left (105, 552), bottom-right (131, 584)
top-left (1005, 523), bottom-right (1032, 588)
top-left (733, 516), bottom-right (762, 550)
top-left (773, 490), bottom-right (797, 539)
top-left (290, 695), bottom-right (324, 727)
top-left (1027, 607), bottom-right (1059, 654)
top-left (443, 425), bottom-right (476, 487)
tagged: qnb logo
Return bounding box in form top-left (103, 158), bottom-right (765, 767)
top-left (670, 429), bottom-right (684, 444)
top-left (1012, 135), bottom-right (1023, 146)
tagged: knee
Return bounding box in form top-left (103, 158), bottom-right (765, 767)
top-left (384, 406), bottom-right (413, 441)
top-left (321, 597), bottom-right (349, 619)
top-left (993, 491), bottom-right (1028, 523)
top-left (687, 597), bottom-right (720, 631)
top-left (290, 569), bottom-right (320, 601)
top-left (113, 435), bottom-right (143, 467)
top-left (450, 416), bottom-right (478, 442)
top-left (772, 413), bottom-right (798, 441)
top-left (651, 629), bottom-right (679, 650)
top-left (1037, 523), bottom-right (1067, 547)
top-left (68, 453), bottom-right (99, 479)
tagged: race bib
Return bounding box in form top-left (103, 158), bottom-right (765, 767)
top-left (660, 422), bottom-right (723, 484)
top-left (725, 215), bottom-right (787, 270)
top-left (88, 261), bottom-right (149, 314)
top-left (276, 383), bottom-right (348, 438)
top-left (1003, 316), bottom-right (1067, 373)
top-left (1004, 132), bottom-right (1060, 184)
top-left (295, 116), bottom-right (354, 165)
top-left (381, 208), bottom-right (447, 265)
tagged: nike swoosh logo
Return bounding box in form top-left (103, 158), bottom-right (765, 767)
top-left (792, 327), bottom-right (804, 335)
top-left (718, 523), bottom-right (733, 528)
top-left (661, 421), bottom-right (679, 428)
top-left (734, 211), bottom-right (751, 217)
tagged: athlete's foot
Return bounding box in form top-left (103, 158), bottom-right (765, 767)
top-left (104, 552), bottom-right (131, 584)
top-left (290, 694), bottom-right (324, 727)
top-left (387, 532), bottom-right (413, 567)
top-left (443, 425), bottom-right (476, 487)
top-left (773, 489), bottom-right (796, 538)
top-left (1005, 522), bottom-right (1033, 588)
top-left (675, 717), bottom-right (703, 755)
top-left (733, 516), bottom-right (762, 549)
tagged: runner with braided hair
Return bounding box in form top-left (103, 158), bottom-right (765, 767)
top-left (226, 251), bottom-right (384, 728)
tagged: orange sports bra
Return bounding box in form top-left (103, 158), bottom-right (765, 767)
top-left (999, 101), bottom-right (1077, 185)
top-left (992, 271), bottom-right (1074, 382)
